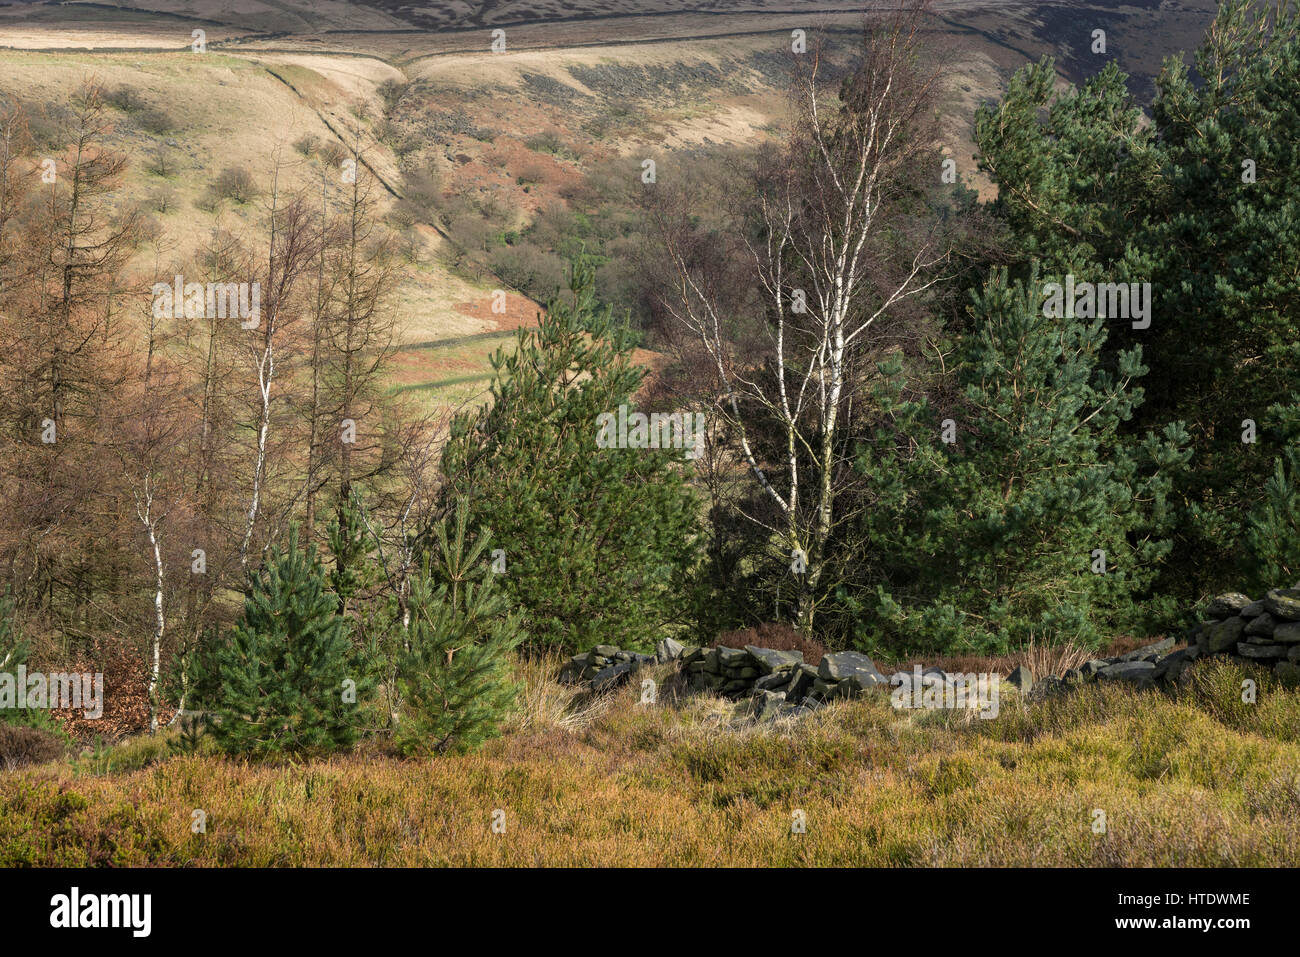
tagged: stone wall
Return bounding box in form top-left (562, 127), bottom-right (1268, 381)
top-left (554, 585), bottom-right (1300, 720)
top-left (1186, 587), bottom-right (1300, 683)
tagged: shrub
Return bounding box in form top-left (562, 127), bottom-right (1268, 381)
top-left (525, 129), bottom-right (568, 156)
top-left (319, 140), bottom-right (347, 168)
top-left (0, 723), bottom-right (65, 770)
top-left (147, 185), bottom-right (177, 214)
top-left (135, 106), bottom-right (175, 135)
top-left (377, 78), bottom-right (409, 115)
top-left (715, 623), bottom-right (828, 664)
top-left (144, 145), bottom-right (176, 178)
top-left (105, 84), bottom-right (144, 113)
top-left (208, 528), bottom-right (372, 758)
top-left (209, 166), bottom-right (258, 205)
top-left (395, 501), bottom-right (524, 756)
top-left (487, 242), bottom-right (565, 300)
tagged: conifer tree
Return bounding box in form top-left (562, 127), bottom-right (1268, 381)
top-left (974, 0), bottom-right (1300, 596)
top-left (856, 267), bottom-right (1189, 654)
top-left (210, 527), bottom-right (370, 757)
top-left (395, 500), bottom-right (522, 756)
top-left (437, 257), bottom-right (698, 653)
top-left (327, 487), bottom-right (380, 619)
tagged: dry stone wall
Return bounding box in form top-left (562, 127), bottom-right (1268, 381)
top-left (555, 585), bottom-right (1300, 719)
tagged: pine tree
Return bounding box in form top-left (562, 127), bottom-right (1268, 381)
top-left (327, 487), bottom-right (382, 620)
top-left (974, 0), bottom-right (1300, 596)
top-left (855, 267), bottom-right (1189, 654)
top-left (210, 527), bottom-right (371, 757)
top-left (396, 500), bottom-right (523, 756)
top-left (437, 257), bottom-right (698, 653)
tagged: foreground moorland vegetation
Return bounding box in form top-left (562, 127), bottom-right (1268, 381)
top-left (4, 656), bottom-right (1300, 866)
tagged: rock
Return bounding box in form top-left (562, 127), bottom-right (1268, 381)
top-left (1205, 616), bottom-right (1247, 653)
top-left (745, 645), bottom-right (803, 673)
top-left (721, 678), bottom-right (750, 695)
top-left (655, 637), bottom-right (685, 662)
top-left (1263, 589), bottom-right (1300, 621)
top-left (847, 672), bottom-right (888, 693)
top-left (1290, 645), bottom-right (1300, 662)
top-left (752, 690), bottom-right (787, 721)
top-left (818, 651), bottom-right (887, 686)
top-left (826, 680), bottom-right (854, 700)
top-left (593, 644), bottom-right (620, 658)
top-left (787, 667), bottom-right (815, 702)
top-left (1007, 665), bottom-right (1033, 693)
top-left (1119, 636), bottom-right (1175, 661)
top-left (1243, 613), bottom-right (1278, 638)
top-left (704, 649), bottom-right (722, 673)
top-left (811, 678), bottom-right (836, 699)
top-left (1240, 599), bottom-right (1267, 618)
top-left (679, 646), bottom-right (706, 666)
top-left (1063, 668), bottom-right (1082, 684)
top-left (1098, 661), bottom-right (1157, 685)
top-left (754, 669), bottom-right (794, 692)
top-left (1152, 648), bottom-right (1191, 680)
top-left (1031, 675), bottom-right (1064, 699)
top-left (590, 661), bottom-right (635, 691)
top-left (1081, 660), bottom-right (1108, 677)
top-left (1237, 642), bottom-right (1287, 660)
top-left (1207, 593), bottom-right (1253, 618)
top-left (717, 646), bottom-right (751, 668)
top-left (1273, 621), bottom-right (1300, 644)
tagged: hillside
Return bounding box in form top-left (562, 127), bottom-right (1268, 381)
top-left (0, 0), bottom-right (1217, 414)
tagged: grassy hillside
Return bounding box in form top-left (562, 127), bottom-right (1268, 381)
top-left (0, 0), bottom-right (1219, 420)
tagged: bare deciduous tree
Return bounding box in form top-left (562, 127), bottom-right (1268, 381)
top-left (653, 3), bottom-right (956, 632)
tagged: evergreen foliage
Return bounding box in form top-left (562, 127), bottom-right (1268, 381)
top-left (437, 257), bottom-right (699, 653)
top-left (395, 500), bottom-right (523, 756)
top-left (210, 528), bottom-right (371, 757)
top-left (973, 0), bottom-right (1300, 597)
top-left (854, 267), bottom-right (1190, 654)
